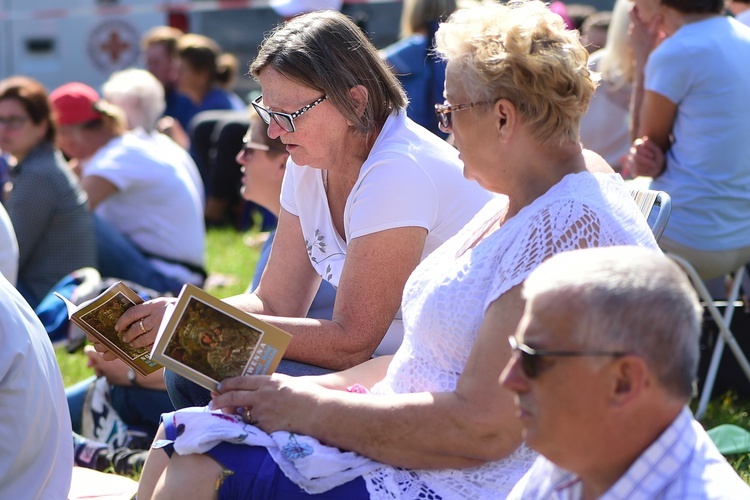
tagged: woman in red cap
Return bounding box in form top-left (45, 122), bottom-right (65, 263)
top-left (0, 76), bottom-right (96, 307)
top-left (50, 80), bottom-right (206, 297)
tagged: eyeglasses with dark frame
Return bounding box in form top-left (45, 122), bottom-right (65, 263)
top-left (252, 94), bottom-right (328, 133)
top-left (434, 100), bottom-right (495, 132)
top-left (508, 336), bottom-right (629, 379)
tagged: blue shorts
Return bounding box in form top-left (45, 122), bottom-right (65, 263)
top-left (162, 417), bottom-right (370, 499)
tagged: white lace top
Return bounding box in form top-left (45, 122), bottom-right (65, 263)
top-left (364, 171), bottom-right (658, 499)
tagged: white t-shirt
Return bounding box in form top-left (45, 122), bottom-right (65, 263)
top-left (0, 202), bottom-right (18, 285)
top-left (83, 129), bottom-right (206, 283)
top-left (147, 130), bottom-right (205, 210)
top-left (280, 111), bottom-right (494, 354)
top-left (647, 16), bottom-right (750, 251)
top-left (0, 273), bottom-right (73, 498)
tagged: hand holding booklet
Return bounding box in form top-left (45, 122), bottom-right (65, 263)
top-left (150, 283), bottom-right (293, 392)
top-left (55, 281), bottom-right (161, 377)
top-left (56, 282), bottom-right (292, 389)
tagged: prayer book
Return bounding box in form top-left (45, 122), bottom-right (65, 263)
top-left (55, 281), bottom-right (161, 377)
top-left (149, 283), bottom-right (292, 392)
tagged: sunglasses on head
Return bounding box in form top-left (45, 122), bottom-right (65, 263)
top-left (508, 336), bottom-right (628, 379)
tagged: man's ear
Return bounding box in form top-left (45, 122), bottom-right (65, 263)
top-left (610, 356), bottom-right (649, 407)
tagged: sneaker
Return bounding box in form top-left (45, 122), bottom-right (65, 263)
top-left (72, 432), bottom-right (109, 470)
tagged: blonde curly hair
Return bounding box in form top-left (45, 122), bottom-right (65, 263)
top-left (435, 0), bottom-right (597, 146)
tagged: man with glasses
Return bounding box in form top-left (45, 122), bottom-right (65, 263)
top-left (502, 246), bottom-right (749, 499)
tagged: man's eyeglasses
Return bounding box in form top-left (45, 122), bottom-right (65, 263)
top-left (0, 115), bottom-right (29, 130)
top-left (252, 94), bottom-right (328, 133)
top-left (508, 336), bottom-right (629, 379)
top-left (434, 100), bottom-right (494, 132)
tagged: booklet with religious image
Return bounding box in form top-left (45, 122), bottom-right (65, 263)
top-left (55, 281), bottom-right (162, 377)
top-left (149, 283), bottom-right (292, 393)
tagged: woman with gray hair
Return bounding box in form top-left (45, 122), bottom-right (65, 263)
top-left (135, 3), bottom-right (657, 498)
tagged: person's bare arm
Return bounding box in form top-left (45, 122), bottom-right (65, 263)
top-left (251, 224), bottom-right (426, 369)
top-left (628, 5), bottom-right (665, 143)
top-left (81, 175), bottom-right (118, 209)
top-left (118, 208), bottom-right (426, 371)
top-left (213, 285), bottom-right (525, 469)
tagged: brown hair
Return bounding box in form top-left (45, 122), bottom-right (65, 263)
top-left (0, 76), bottom-right (56, 142)
top-left (178, 34), bottom-right (224, 86)
top-left (141, 25), bottom-right (185, 57)
top-left (250, 10), bottom-right (406, 135)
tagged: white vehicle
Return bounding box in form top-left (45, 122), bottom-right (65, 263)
top-left (0, 0), bottom-right (403, 95)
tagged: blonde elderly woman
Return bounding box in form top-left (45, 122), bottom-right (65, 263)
top-left (137, 3), bottom-right (657, 498)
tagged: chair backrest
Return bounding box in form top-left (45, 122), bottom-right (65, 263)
top-left (630, 189), bottom-right (672, 242)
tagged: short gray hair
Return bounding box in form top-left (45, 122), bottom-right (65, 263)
top-left (249, 10), bottom-right (407, 135)
top-left (523, 246), bottom-right (702, 399)
top-left (102, 68), bottom-right (165, 131)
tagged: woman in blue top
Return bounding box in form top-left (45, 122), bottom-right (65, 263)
top-left (177, 33), bottom-right (245, 119)
top-left (380, 0), bottom-right (456, 137)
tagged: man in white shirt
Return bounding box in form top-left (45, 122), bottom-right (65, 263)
top-left (0, 272), bottom-right (73, 497)
top-left (502, 246), bottom-right (750, 499)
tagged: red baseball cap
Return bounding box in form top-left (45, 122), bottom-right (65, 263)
top-left (50, 82), bottom-right (103, 126)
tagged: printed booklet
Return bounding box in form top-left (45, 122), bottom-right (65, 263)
top-left (55, 281), bottom-right (162, 377)
top-left (149, 283), bottom-right (292, 392)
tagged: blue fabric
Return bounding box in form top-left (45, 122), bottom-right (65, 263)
top-left (160, 418), bottom-right (368, 499)
top-left (34, 268), bottom-right (100, 342)
top-left (381, 27), bottom-right (447, 137)
top-left (66, 376), bottom-right (93, 434)
top-left (93, 215), bottom-right (184, 295)
top-left (164, 88), bottom-right (196, 133)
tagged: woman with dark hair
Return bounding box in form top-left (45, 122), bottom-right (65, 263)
top-left (628, 0), bottom-right (750, 280)
top-left (177, 33), bottom-right (246, 223)
top-left (0, 76), bottom-right (96, 307)
top-left (176, 34), bottom-right (245, 117)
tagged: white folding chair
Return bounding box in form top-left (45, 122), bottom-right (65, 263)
top-left (669, 254), bottom-right (750, 419)
top-left (629, 189), bottom-right (671, 243)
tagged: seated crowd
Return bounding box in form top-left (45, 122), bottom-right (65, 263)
top-left (0, 1), bottom-right (749, 498)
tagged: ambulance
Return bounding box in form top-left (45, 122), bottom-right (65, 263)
top-left (0, 0), bottom-right (403, 96)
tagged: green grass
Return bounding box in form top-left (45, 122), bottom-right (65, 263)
top-left (55, 226), bottom-right (750, 482)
